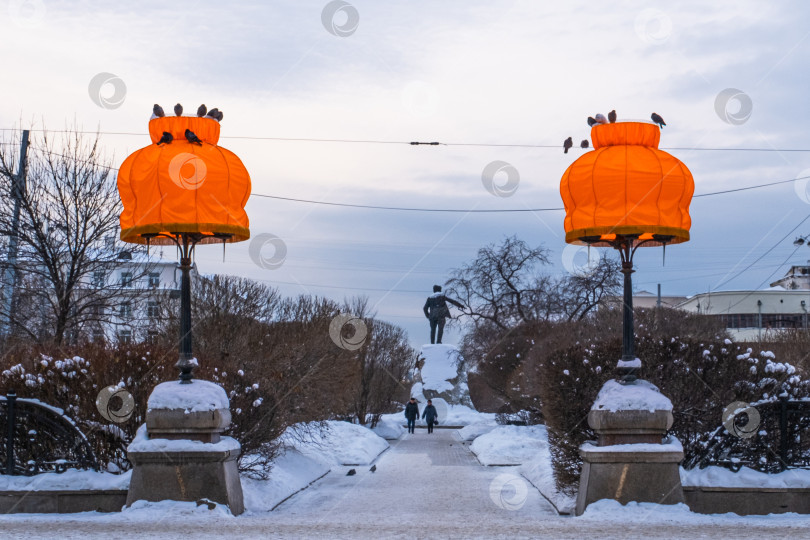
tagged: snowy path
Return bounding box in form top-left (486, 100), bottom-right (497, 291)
top-left (2, 429), bottom-right (810, 538)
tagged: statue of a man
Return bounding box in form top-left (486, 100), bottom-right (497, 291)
top-left (423, 285), bottom-right (463, 344)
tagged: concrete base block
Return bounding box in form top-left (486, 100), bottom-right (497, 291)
top-left (576, 442), bottom-right (683, 515)
top-left (126, 446), bottom-right (244, 515)
top-left (576, 444), bottom-right (684, 515)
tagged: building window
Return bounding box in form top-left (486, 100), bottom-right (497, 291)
top-left (92, 270), bottom-right (105, 288)
top-left (146, 330), bottom-right (159, 344)
top-left (148, 272), bottom-right (160, 288)
top-left (118, 330), bottom-right (132, 344)
top-left (120, 301), bottom-right (132, 319)
top-left (121, 271), bottom-right (133, 288)
top-left (92, 329), bottom-right (105, 342)
top-left (147, 301), bottom-right (159, 318)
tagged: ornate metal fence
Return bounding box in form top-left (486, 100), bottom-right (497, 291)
top-left (684, 396), bottom-right (810, 473)
top-left (1, 392), bottom-right (98, 475)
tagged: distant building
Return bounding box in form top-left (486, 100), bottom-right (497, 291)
top-left (85, 247), bottom-right (196, 344)
top-left (631, 289), bottom-right (688, 309)
top-left (674, 264), bottom-right (810, 341)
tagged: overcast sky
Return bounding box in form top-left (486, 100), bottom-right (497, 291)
top-left (2, 0), bottom-right (810, 347)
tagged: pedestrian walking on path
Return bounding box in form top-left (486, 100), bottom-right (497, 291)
top-left (422, 399), bottom-right (439, 434)
top-left (404, 397), bottom-right (419, 434)
top-left (423, 285), bottom-right (463, 344)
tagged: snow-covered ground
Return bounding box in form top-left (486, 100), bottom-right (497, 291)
top-left (4, 427), bottom-right (810, 539)
top-left (470, 425), bottom-right (548, 465)
top-left (681, 465), bottom-right (810, 488)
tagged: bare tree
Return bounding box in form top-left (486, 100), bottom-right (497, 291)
top-left (0, 128), bottom-right (151, 345)
top-left (446, 235), bottom-right (553, 331)
top-left (342, 297), bottom-right (415, 426)
top-left (446, 236), bottom-right (621, 370)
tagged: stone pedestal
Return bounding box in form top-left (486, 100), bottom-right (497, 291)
top-left (575, 379), bottom-right (684, 515)
top-left (126, 380), bottom-right (245, 515)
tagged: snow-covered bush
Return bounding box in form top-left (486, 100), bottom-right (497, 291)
top-left (533, 310), bottom-right (810, 494)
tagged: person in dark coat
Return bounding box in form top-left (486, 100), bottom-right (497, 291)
top-left (423, 285), bottom-right (463, 344)
top-left (422, 399), bottom-right (439, 434)
top-left (404, 397), bottom-right (420, 434)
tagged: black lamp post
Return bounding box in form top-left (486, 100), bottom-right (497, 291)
top-left (143, 231), bottom-right (232, 383)
top-left (580, 233), bottom-right (674, 384)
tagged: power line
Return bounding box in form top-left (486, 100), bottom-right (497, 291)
top-left (3, 127), bottom-right (810, 152)
top-left (713, 212), bottom-right (810, 290)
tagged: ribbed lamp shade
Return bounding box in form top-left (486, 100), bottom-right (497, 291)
top-left (117, 116), bottom-right (251, 245)
top-left (560, 122), bottom-right (693, 247)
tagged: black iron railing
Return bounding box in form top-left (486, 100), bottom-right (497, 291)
top-left (684, 396), bottom-right (810, 473)
top-left (1, 392), bottom-right (98, 475)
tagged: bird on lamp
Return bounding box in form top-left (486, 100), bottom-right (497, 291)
top-left (215, 110), bottom-right (224, 122)
top-left (152, 104), bottom-right (165, 118)
top-left (156, 131), bottom-right (173, 146)
top-left (595, 113), bottom-right (608, 125)
top-left (651, 112), bottom-right (666, 128)
top-left (196, 104), bottom-right (207, 117)
top-left (185, 129), bottom-right (203, 145)
top-left (174, 103), bottom-right (183, 116)
top-left (608, 109), bottom-right (617, 123)
top-left (587, 116), bottom-right (597, 127)
top-left (206, 108), bottom-right (220, 121)
top-left (580, 139), bottom-right (589, 149)
top-left (563, 137), bottom-right (573, 154)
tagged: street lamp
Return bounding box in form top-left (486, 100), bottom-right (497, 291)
top-left (116, 112), bottom-right (252, 383)
top-left (560, 121), bottom-right (695, 383)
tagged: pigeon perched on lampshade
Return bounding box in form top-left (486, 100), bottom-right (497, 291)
top-left (563, 137), bottom-right (573, 154)
top-left (206, 108), bottom-right (220, 120)
top-left (651, 112), bottom-right (666, 128)
top-left (196, 104), bottom-right (207, 117)
top-left (595, 113), bottom-right (608, 125)
top-left (215, 110), bottom-right (223, 122)
top-left (587, 116), bottom-right (597, 127)
top-left (580, 139), bottom-right (589, 149)
top-left (608, 109), bottom-right (617, 123)
top-left (152, 104), bottom-right (165, 118)
top-left (184, 129), bottom-right (203, 145)
top-left (156, 131), bottom-right (173, 146)
top-left (174, 103), bottom-right (183, 116)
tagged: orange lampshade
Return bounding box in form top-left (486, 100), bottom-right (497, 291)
top-left (117, 116), bottom-right (251, 245)
top-left (560, 122), bottom-right (694, 247)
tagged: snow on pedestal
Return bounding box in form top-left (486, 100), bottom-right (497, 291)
top-left (592, 379), bottom-right (673, 413)
top-left (147, 379), bottom-right (229, 413)
top-left (415, 344), bottom-right (472, 407)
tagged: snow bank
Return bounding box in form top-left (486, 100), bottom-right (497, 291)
top-left (580, 499), bottom-right (696, 521)
top-left (441, 404), bottom-right (495, 426)
top-left (242, 448), bottom-right (330, 512)
top-left (470, 425), bottom-right (548, 465)
top-left (681, 465), bottom-right (810, 489)
top-left (123, 498), bottom-right (235, 517)
top-left (283, 421), bottom-right (388, 466)
top-left (521, 449), bottom-right (576, 515)
top-left (128, 424), bottom-right (240, 453)
top-left (420, 344), bottom-right (459, 393)
top-left (458, 422), bottom-right (497, 441)
top-left (371, 418), bottom-right (405, 440)
top-left (147, 379), bottom-right (229, 412)
top-left (0, 468), bottom-right (131, 491)
top-left (592, 379), bottom-right (672, 412)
